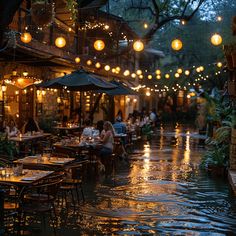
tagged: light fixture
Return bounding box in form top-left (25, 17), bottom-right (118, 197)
top-left (217, 62), bottom-right (223, 68)
top-left (211, 33), bottom-right (222, 46)
top-left (75, 57), bottom-right (80, 63)
top-left (95, 62), bottom-right (101, 68)
top-left (171, 39), bottom-right (183, 51)
top-left (104, 25), bottom-right (109, 30)
top-left (165, 74), bottom-right (170, 79)
top-left (123, 70), bottom-right (130, 76)
top-left (112, 68), bottom-right (116, 73)
top-left (133, 40), bottom-right (144, 52)
top-left (146, 91), bottom-right (151, 96)
top-left (185, 70), bottom-right (190, 76)
top-left (55, 37), bottom-right (66, 48)
top-left (199, 66), bottom-right (204, 71)
top-left (116, 67), bottom-right (121, 72)
top-left (177, 68), bottom-right (183, 74)
top-left (20, 32), bottom-right (32, 43)
top-left (181, 19), bottom-right (186, 25)
top-left (139, 75), bottom-right (143, 79)
top-left (131, 73), bottom-right (136, 78)
top-left (143, 23), bottom-right (148, 29)
top-left (175, 73), bottom-right (180, 78)
top-left (136, 70), bottom-right (142, 75)
top-left (1, 82), bottom-right (7, 92)
top-left (148, 75), bottom-right (152, 80)
top-left (22, 71), bottom-right (28, 77)
top-left (87, 60), bottom-right (92, 66)
top-left (94, 40), bottom-right (105, 51)
top-left (104, 65), bottom-right (110, 71)
top-left (156, 75), bottom-right (161, 80)
top-left (217, 16), bottom-right (222, 22)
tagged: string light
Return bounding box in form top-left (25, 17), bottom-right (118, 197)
top-left (104, 65), bottom-right (110, 71)
top-left (211, 33), bottom-right (222, 46)
top-left (55, 37), bottom-right (66, 48)
top-left (133, 40), bottom-right (144, 52)
top-left (95, 62), bottom-right (101, 68)
top-left (87, 60), bottom-right (92, 66)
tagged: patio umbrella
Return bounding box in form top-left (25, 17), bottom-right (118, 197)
top-left (37, 69), bottom-right (117, 91)
top-left (96, 80), bottom-right (138, 95)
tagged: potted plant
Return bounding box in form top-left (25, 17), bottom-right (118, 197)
top-left (0, 133), bottom-right (18, 160)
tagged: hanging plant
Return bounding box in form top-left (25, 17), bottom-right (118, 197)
top-left (31, 0), bottom-right (55, 27)
top-left (66, 0), bottom-right (78, 21)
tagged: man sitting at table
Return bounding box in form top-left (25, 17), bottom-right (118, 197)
top-left (113, 118), bottom-right (126, 134)
top-left (81, 119), bottom-right (93, 139)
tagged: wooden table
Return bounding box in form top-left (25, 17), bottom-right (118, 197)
top-left (9, 133), bottom-right (51, 156)
top-left (0, 169), bottom-right (54, 186)
top-left (53, 126), bottom-right (80, 131)
top-left (14, 156), bottom-right (75, 170)
top-left (9, 133), bottom-right (51, 143)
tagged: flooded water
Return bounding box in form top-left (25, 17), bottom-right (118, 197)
top-left (42, 126), bottom-right (236, 235)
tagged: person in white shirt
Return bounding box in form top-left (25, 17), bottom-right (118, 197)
top-left (5, 119), bottom-right (19, 137)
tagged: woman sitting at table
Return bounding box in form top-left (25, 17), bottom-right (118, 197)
top-left (5, 118), bottom-right (19, 137)
top-left (99, 121), bottom-right (115, 174)
top-left (22, 117), bottom-right (41, 134)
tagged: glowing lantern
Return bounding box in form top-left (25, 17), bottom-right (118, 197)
top-left (156, 75), bottom-right (161, 80)
top-left (131, 73), bottom-right (136, 78)
top-left (196, 67), bottom-right (201, 73)
top-left (165, 74), bottom-right (170, 79)
top-left (87, 60), bottom-right (92, 66)
top-left (75, 57), bottom-right (80, 63)
top-left (21, 32), bottom-right (32, 43)
top-left (139, 75), bottom-right (143, 79)
top-left (155, 69), bottom-right (161, 75)
top-left (136, 70), bottom-right (142, 75)
top-left (185, 70), bottom-right (190, 76)
top-left (55, 37), bottom-right (66, 48)
top-left (148, 75), bottom-right (152, 80)
top-left (171, 39), bottom-right (183, 51)
top-left (211, 33), bottom-right (222, 46)
top-left (104, 65), bottom-right (110, 71)
top-left (177, 68), bottom-right (183, 74)
top-left (175, 73), bottom-right (180, 78)
top-left (199, 66), bottom-right (204, 71)
top-left (94, 40), bottom-right (105, 51)
top-left (123, 70), bottom-right (130, 76)
top-left (95, 62), bottom-right (101, 68)
top-left (112, 68), bottom-right (116, 73)
top-left (133, 40), bottom-right (144, 52)
top-left (217, 62), bottom-right (222, 68)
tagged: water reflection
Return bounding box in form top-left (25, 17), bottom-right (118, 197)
top-left (59, 126), bottom-right (236, 235)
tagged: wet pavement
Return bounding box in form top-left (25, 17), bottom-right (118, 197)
top-left (36, 126), bottom-right (236, 235)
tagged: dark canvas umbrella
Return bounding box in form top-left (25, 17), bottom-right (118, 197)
top-left (37, 69), bottom-right (117, 91)
top-left (96, 80), bottom-right (138, 95)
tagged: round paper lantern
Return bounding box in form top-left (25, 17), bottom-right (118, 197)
top-left (217, 62), bottom-right (222, 68)
top-left (177, 68), bottom-right (183, 74)
top-left (148, 75), bottom-right (152, 80)
top-left (185, 70), bottom-right (190, 76)
top-left (104, 65), bottom-right (110, 71)
top-left (87, 60), bottom-right (92, 66)
top-left (211, 33), bottom-right (222, 46)
top-left (136, 70), bottom-right (142, 75)
top-left (95, 62), bottom-right (101, 68)
top-left (165, 74), bottom-right (170, 79)
top-left (55, 37), bottom-right (66, 48)
top-left (94, 40), bottom-right (105, 51)
top-left (155, 69), bottom-right (161, 75)
top-left (171, 39), bottom-right (183, 51)
top-left (123, 70), bottom-right (130, 76)
top-left (75, 57), bottom-right (80, 63)
top-left (133, 40), bottom-right (144, 52)
top-left (21, 32), bottom-right (32, 43)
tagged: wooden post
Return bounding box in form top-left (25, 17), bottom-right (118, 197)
top-left (0, 190), bottom-right (4, 235)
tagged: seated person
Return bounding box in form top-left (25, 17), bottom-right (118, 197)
top-left (22, 117), bottom-right (41, 134)
top-left (5, 119), bottom-right (19, 137)
top-left (113, 118), bottom-right (126, 134)
top-left (81, 119), bottom-right (93, 138)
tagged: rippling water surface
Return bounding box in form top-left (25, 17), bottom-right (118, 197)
top-left (60, 126), bottom-right (236, 235)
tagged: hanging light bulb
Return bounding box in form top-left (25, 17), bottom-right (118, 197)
top-left (165, 74), bottom-right (170, 79)
top-left (156, 75), bottom-right (161, 80)
top-left (155, 69), bottom-right (161, 75)
top-left (104, 65), bottom-right (110, 71)
top-left (171, 39), bottom-right (183, 51)
top-left (175, 73), bottom-right (180, 78)
top-left (217, 62), bottom-right (222, 68)
top-left (185, 70), bottom-right (190, 76)
top-left (131, 73), bottom-right (136, 78)
top-left (136, 70), bottom-right (142, 75)
top-left (133, 40), bottom-right (144, 52)
top-left (211, 33), bottom-right (222, 46)
top-left (123, 70), bottom-right (130, 76)
top-left (20, 32), bottom-right (32, 43)
top-left (148, 75), bottom-right (152, 80)
top-left (55, 37), bottom-right (66, 48)
top-left (94, 40), bottom-right (105, 51)
top-left (177, 68), bottom-right (183, 74)
top-left (95, 62), bottom-right (101, 68)
top-left (86, 60), bottom-right (92, 66)
top-left (75, 57), bottom-right (81, 63)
